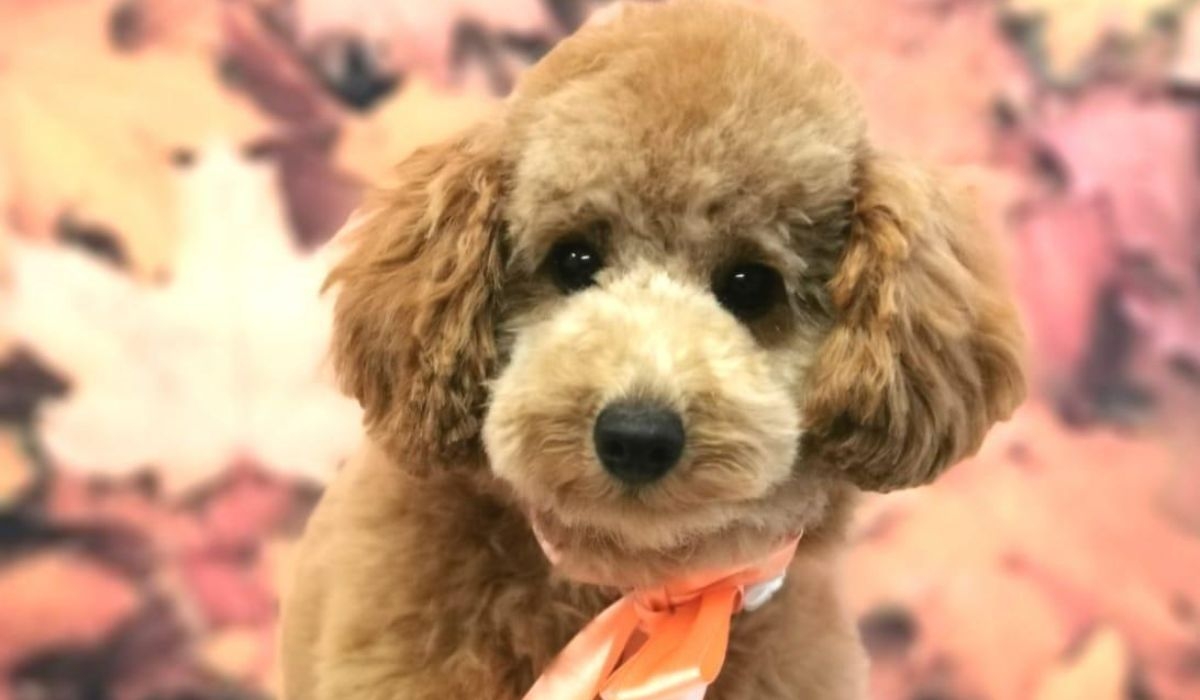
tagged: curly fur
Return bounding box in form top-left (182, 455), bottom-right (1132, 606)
top-left (801, 156), bottom-right (1027, 491)
top-left (283, 2), bottom-right (1025, 698)
top-left (324, 126), bottom-right (505, 467)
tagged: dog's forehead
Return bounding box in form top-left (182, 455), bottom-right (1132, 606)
top-left (502, 0), bottom-right (866, 242)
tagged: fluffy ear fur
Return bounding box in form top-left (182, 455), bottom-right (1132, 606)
top-left (324, 126), bottom-right (505, 469)
top-left (802, 154), bottom-right (1026, 492)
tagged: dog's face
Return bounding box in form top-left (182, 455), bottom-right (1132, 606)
top-left (326, 1), bottom-right (1025, 586)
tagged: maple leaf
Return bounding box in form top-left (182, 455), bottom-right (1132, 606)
top-left (290, 0), bottom-right (567, 95)
top-left (218, 2), bottom-right (346, 127)
top-left (1009, 198), bottom-right (1121, 401)
top-left (0, 349), bottom-right (71, 425)
top-left (105, 0), bottom-right (224, 53)
top-left (1035, 91), bottom-right (1197, 271)
top-left (2, 143), bottom-right (362, 493)
top-left (0, 0), bottom-right (270, 276)
top-left (216, 4), bottom-right (366, 247)
top-left (336, 78), bottom-right (495, 182)
top-left (292, 0), bottom-right (552, 59)
top-left (201, 625), bottom-right (275, 686)
top-left (0, 429), bottom-right (35, 509)
top-left (0, 551), bottom-right (140, 674)
top-left (1020, 90), bottom-right (1200, 416)
top-left (180, 553), bottom-right (275, 626)
top-left (0, 0), bottom-right (220, 54)
top-left (1003, 0), bottom-right (1185, 82)
top-left (26, 463), bottom-right (310, 692)
top-left (192, 465), bottom-right (305, 552)
top-left (38, 463), bottom-right (309, 631)
top-left (1032, 628), bottom-right (1129, 700)
top-left (847, 403), bottom-right (1200, 699)
top-left (766, 0), bottom-right (1029, 166)
top-left (1171, 2), bottom-right (1200, 88)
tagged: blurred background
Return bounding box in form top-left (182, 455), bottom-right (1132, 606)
top-left (0, 0), bottom-right (1198, 698)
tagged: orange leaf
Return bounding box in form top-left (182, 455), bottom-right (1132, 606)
top-left (336, 79), bottom-right (495, 182)
top-left (0, 0), bottom-right (270, 275)
top-left (848, 402), bottom-right (1200, 699)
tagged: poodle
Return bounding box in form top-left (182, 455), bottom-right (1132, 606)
top-left (280, 2), bottom-right (1026, 698)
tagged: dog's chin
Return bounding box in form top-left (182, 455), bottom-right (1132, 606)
top-left (495, 462), bottom-right (838, 588)
top-left (524, 505), bottom-right (801, 589)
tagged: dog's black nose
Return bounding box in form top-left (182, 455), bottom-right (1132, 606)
top-left (593, 402), bottom-right (685, 484)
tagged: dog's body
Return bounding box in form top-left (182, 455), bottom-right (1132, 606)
top-left (282, 2), bottom-right (1025, 698)
top-left (282, 445), bottom-right (865, 699)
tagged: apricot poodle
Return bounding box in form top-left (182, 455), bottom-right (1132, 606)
top-left (281, 2), bottom-right (1025, 698)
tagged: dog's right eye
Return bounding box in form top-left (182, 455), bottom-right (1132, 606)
top-left (714, 263), bottom-right (784, 321)
top-left (547, 239), bottom-right (603, 293)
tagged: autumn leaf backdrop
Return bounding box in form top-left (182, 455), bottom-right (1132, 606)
top-left (0, 1), bottom-right (1198, 699)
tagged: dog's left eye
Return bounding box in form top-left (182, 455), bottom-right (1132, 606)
top-left (548, 239), bottom-right (604, 293)
top-left (714, 263), bottom-right (784, 321)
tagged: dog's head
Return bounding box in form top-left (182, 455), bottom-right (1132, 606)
top-left (326, 1), bottom-right (1025, 585)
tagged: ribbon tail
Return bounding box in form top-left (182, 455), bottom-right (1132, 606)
top-left (601, 588), bottom-right (738, 700)
top-left (523, 598), bottom-right (641, 700)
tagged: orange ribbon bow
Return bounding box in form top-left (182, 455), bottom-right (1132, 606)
top-left (523, 537), bottom-right (800, 700)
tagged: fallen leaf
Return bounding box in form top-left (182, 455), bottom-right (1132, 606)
top-left (1171, 3), bottom-right (1200, 88)
top-left (261, 537), bottom-right (299, 607)
top-left (8, 596), bottom-right (231, 700)
top-left (32, 465), bottom-right (311, 690)
top-left (105, 0), bottom-right (223, 53)
top-left (1003, 0), bottom-right (1182, 81)
top-left (0, 349), bottom-right (71, 424)
top-left (0, 0), bottom-right (270, 275)
top-left (293, 0), bottom-right (551, 88)
top-left (336, 78), bottom-right (495, 182)
top-left (0, 0), bottom-right (118, 54)
top-left (769, 0), bottom-right (1029, 164)
top-left (194, 467), bottom-right (300, 552)
top-left (1010, 197), bottom-right (1120, 396)
top-left (0, 429), bottom-right (32, 508)
top-left (848, 402), bottom-right (1200, 699)
top-left (0, 552), bottom-right (139, 673)
top-left (180, 553), bottom-right (274, 627)
top-left (1032, 628), bottom-right (1129, 700)
top-left (219, 2), bottom-right (345, 126)
top-left (1027, 89), bottom-right (1200, 417)
top-left (1036, 91), bottom-right (1197, 275)
top-left (201, 626), bottom-right (272, 683)
top-left (45, 470), bottom-right (203, 560)
top-left (4, 143), bottom-right (361, 492)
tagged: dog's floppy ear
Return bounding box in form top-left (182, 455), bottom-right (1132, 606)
top-left (324, 125), bottom-right (504, 468)
top-left (802, 154), bottom-right (1026, 492)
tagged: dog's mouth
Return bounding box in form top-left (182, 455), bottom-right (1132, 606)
top-left (522, 500), bottom-right (805, 588)
top-left (489, 410), bottom-right (824, 587)
top-left (494, 435), bottom-right (826, 587)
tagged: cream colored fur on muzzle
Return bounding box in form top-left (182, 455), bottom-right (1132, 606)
top-left (484, 267), bottom-right (801, 550)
